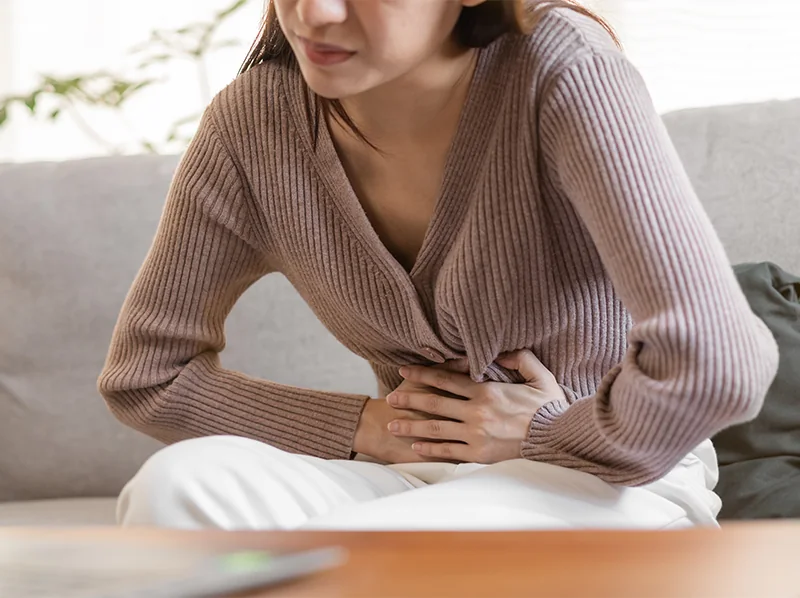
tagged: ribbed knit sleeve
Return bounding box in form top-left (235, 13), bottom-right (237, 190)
top-left (98, 104), bottom-right (370, 460)
top-left (524, 52), bottom-right (780, 485)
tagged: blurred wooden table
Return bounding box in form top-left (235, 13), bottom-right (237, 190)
top-left (3, 523), bottom-right (800, 597)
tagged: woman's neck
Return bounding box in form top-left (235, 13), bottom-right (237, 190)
top-left (337, 41), bottom-right (478, 147)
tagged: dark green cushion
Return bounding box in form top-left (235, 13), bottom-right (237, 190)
top-left (713, 262), bottom-right (800, 519)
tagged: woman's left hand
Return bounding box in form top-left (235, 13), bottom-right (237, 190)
top-left (386, 349), bottom-right (566, 464)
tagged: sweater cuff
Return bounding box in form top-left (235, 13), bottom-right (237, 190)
top-left (267, 387), bottom-right (372, 460)
top-left (520, 398), bottom-right (571, 460)
top-left (171, 355), bottom-right (372, 460)
top-left (558, 384), bottom-right (582, 405)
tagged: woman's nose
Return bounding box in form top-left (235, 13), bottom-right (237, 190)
top-left (296, 0), bottom-right (347, 28)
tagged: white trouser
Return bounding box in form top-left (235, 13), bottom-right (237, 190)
top-left (118, 436), bottom-right (721, 531)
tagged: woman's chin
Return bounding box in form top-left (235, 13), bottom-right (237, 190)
top-left (297, 68), bottom-right (368, 101)
top-left (303, 80), bottom-right (353, 100)
top-left (308, 86), bottom-right (347, 100)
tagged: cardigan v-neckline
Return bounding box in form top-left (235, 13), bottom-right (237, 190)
top-left (284, 41), bottom-right (510, 291)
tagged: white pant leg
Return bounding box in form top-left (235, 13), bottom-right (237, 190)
top-left (117, 436), bottom-right (418, 530)
top-left (303, 440), bottom-right (721, 531)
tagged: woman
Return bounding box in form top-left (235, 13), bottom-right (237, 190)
top-left (99, 0), bottom-right (778, 530)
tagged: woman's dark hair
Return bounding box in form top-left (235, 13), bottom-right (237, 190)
top-left (239, 1), bottom-right (620, 145)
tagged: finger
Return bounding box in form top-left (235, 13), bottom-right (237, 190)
top-left (412, 441), bottom-right (471, 462)
top-left (387, 390), bottom-right (468, 420)
top-left (496, 349), bottom-right (554, 386)
top-left (400, 365), bottom-right (478, 399)
top-left (388, 419), bottom-right (468, 442)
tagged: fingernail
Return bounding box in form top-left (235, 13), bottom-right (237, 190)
top-left (386, 392), bottom-right (396, 405)
top-left (412, 443), bottom-right (421, 451)
top-left (388, 421), bottom-right (399, 432)
top-left (399, 366), bottom-right (410, 378)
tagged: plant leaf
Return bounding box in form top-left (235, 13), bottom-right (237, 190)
top-left (130, 79), bottom-right (156, 92)
top-left (210, 39), bottom-right (241, 50)
top-left (24, 93), bottom-right (38, 113)
top-left (216, 0), bottom-right (249, 21)
top-left (137, 53), bottom-right (174, 68)
top-left (0, 106), bottom-right (7, 127)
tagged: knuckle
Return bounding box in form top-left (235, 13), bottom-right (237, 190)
top-left (427, 420), bottom-right (443, 438)
top-left (480, 386), bottom-right (499, 403)
top-left (438, 443), bottom-right (453, 458)
top-left (435, 371), bottom-right (451, 387)
top-left (473, 405), bottom-right (490, 421)
top-left (473, 424), bottom-right (490, 439)
top-left (424, 394), bottom-right (442, 414)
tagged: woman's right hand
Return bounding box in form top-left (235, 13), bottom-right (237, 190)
top-left (355, 372), bottom-right (464, 463)
top-left (355, 360), bottom-right (472, 463)
top-left (353, 396), bottom-right (431, 464)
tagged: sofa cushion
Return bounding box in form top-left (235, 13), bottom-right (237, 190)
top-left (713, 262), bottom-right (800, 519)
top-left (662, 99), bottom-right (800, 275)
top-left (0, 498), bottom-right (117, 526)
top-left (0, 156), bottom-right (377, 502)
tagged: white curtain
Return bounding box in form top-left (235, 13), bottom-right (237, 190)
top-left (1, 0), bottom-right (799, 162)
top-left (596, 0), bottom-right (800, 112)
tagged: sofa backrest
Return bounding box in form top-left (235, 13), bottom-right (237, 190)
top-left (0, 155), bottom-right (378, 502)
top-left (1, 98), bottom-right (798, 502)
top-left (663, 98), bottom-right (799, 274)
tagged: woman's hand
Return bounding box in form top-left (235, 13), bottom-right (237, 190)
top-left (386, 350), bottom-right (566, 464)
top-left (353, 377), bottom-right (456, 464)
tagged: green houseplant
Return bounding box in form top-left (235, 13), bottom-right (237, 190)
top-left (0, 0), bottom-right (253, 154)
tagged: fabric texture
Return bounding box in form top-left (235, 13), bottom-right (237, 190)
top-left (662, 100), bottom-right (800, 275)
top-left (117, 436), bottom-right (721, 531)
top-left (98, 9), bottom-right (779, 486)
top-left (713, 262), bottom-right (800, 519)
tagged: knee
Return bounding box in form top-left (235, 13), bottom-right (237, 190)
top-left (117, 435), bottom-right (269, 528)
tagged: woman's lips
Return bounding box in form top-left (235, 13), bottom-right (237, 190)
top-left (297, 36), bottom-right (355, 66)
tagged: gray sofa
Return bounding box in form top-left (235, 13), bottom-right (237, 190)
top-left (1, 98), bottom-right (798, 526)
